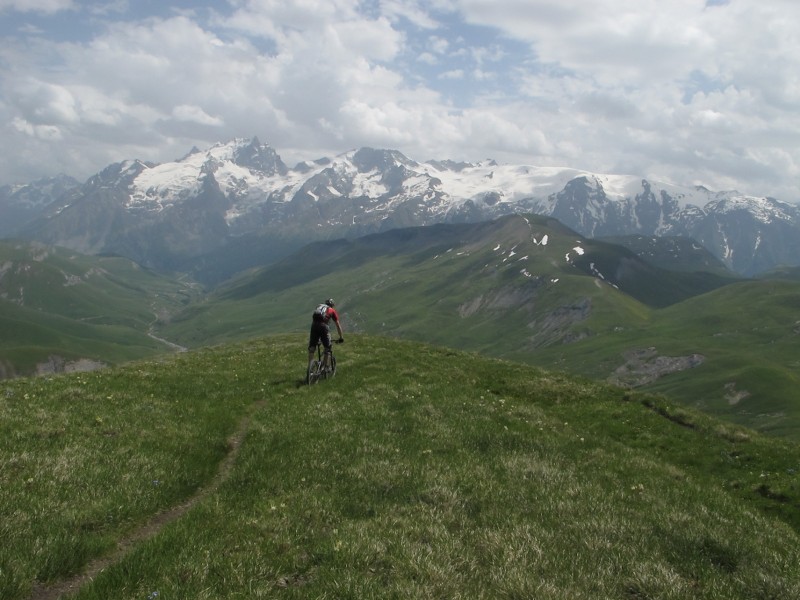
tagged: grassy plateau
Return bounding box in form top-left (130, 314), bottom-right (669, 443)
top-left (2, 334), bottom-right (799, 599)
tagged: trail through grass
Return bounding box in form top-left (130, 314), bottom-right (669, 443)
top-left (2, 335), bottom-right (799, 599)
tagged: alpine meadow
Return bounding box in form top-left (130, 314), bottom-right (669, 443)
top-left (4, 0), bottom-right (800, 594)
top-left (2, 211), bottom-right (800, 599)
top-left (2, 336), bottom-right (799, 599)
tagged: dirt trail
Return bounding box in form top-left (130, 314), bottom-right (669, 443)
top-left (29, 401), bottom-right (264, 600)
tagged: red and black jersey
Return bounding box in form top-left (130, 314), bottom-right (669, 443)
top-left (312, 304), bottom-right (339, 324)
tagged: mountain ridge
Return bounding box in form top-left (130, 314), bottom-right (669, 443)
top-left (2, 137), bottom-right (798, 281)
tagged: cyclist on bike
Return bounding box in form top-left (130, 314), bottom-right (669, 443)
top-left (308, 299), bottom-right (344, 376)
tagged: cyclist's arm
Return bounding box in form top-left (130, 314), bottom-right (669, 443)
top-left (334, 319), bottom-right (344, 340)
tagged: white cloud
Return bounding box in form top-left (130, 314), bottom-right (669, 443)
top-left (12, 117), bottom-right (62, 140)
top-left (439, 69), bottom-right (464, 80)
top-left (0, 0), bottom-right (74, 14)
top-left (11, 79), bottom-right (79, 125)
top-left (172, 105), bottom-right (223, 126)
top-left (456, 0), bottom-right (716, 81)
top-left (446, 0), bottom-right (800, 198)
top-left (428, 36), bottom-right (450, 55)
top-left (417, 52), bottom-right (438, 65)
top-left (378, 0), bottom-right (440, 29)
top-left (0, 0), bottom-right (797, 202)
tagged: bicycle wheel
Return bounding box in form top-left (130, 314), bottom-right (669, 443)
top-left (329, 354), bottom-right (337, 378)
top-left (307, 360), bottom-right (321, 385)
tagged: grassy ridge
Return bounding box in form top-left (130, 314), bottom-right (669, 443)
top-left (2, 335), bottom-right (798, 599)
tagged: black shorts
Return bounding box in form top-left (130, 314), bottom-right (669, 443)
top-left (309, 320), bottom-right (332, 352)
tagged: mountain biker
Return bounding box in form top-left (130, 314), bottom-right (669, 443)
top-left (308, 299), bottom-right (344, 376)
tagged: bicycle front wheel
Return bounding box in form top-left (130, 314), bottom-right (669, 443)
top-left (329, 354), bottom-right (337, 378)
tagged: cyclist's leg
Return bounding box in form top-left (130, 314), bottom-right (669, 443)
top-left (308, 324), bottom-right (323, 376)
top-left (321, 328), bottom-right (333, 371)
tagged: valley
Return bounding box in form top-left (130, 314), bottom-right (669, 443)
top-left (0, 205), bottom-right (797, 439)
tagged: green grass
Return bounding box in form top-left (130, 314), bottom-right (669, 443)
top-left (0, 241), bottom-right (198, 375)
top-left (2, 335), bottom-right (799, 599)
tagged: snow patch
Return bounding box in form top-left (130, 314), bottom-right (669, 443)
top-left (589, 262), bottom-right (606, 280)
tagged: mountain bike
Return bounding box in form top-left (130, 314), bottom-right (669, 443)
top-left (306, 339), bottom-right (342, 385)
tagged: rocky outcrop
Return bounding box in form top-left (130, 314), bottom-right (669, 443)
top-left (36, 355), bottom-right (106, 376)
top-left (609, 347), bottom-right (705, 388)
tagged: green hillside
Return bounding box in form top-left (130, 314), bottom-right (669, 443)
top-left (760, 265), bottom-right (800, 281)
top-left (161, 214), bottom-right (726, 347)
top-left (157, 215), bottom-right (799, 438)
top-left (532, 279), bottom-right (800, 438)
top-left (3, 218), bottom-right (797, 441)
top-left (2, 335), bottom-right (799, 599)
top-left (0, 241), bottom-right (198, 376)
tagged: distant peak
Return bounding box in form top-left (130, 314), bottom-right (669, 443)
top-left (352, 147), bottom-right (416, 171)
top-left (178, 146), bottom-right (202, 161)
top-left (425, 159), bottom-right (473, 172)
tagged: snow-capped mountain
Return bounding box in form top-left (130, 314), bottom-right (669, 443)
top-left (0, 174), bottom-right (80, 237)
top-left (6, 137), bottom-right (799, 279)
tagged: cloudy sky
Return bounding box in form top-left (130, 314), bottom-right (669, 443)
top-left (1, 0), bottom-right (798, 201)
